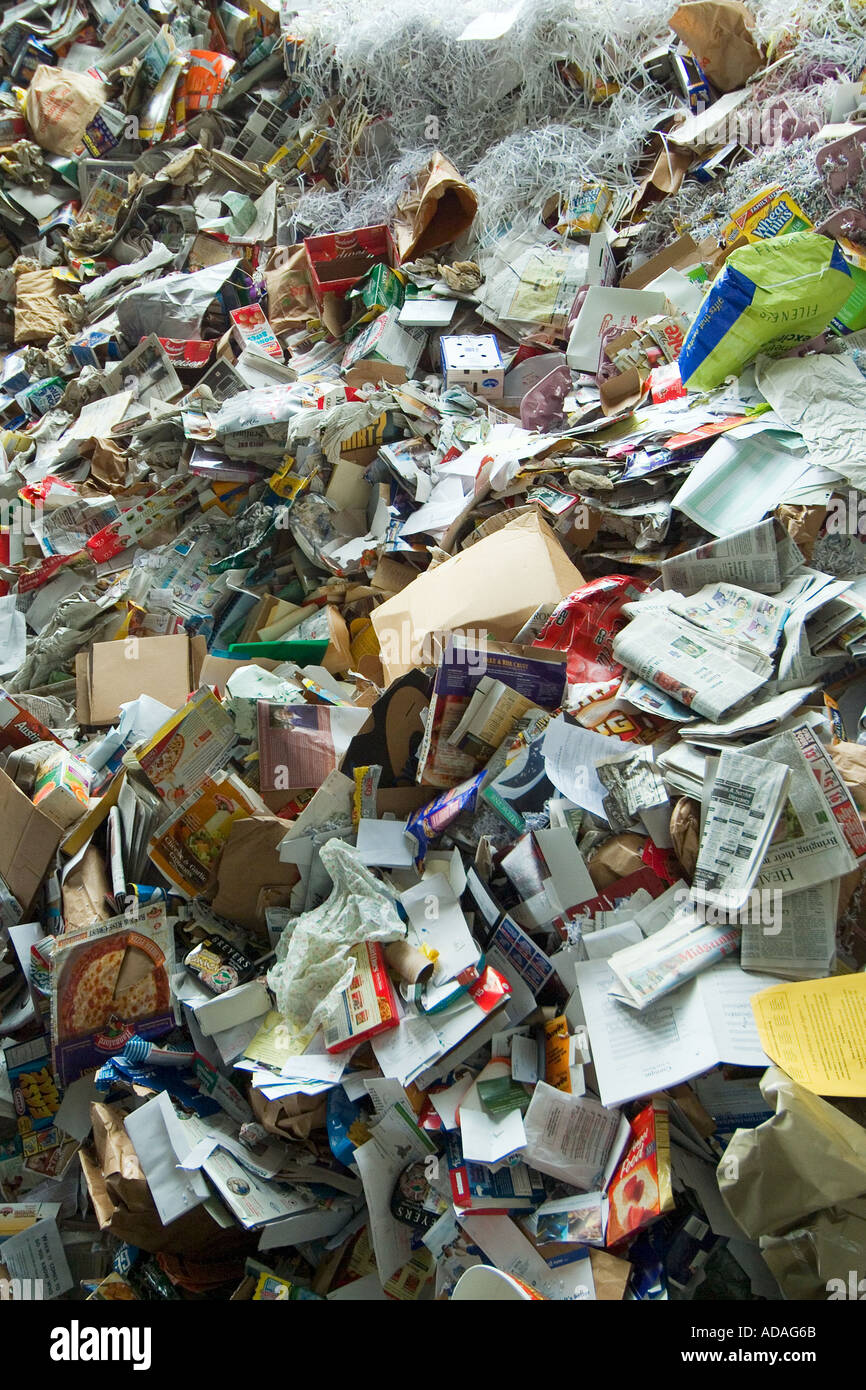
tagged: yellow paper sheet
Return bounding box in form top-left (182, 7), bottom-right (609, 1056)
top-left (751, 974), bottom-right (866, 1096)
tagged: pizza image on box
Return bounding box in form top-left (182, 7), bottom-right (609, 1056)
top-left (51, 906), bottom-right (174, 1085)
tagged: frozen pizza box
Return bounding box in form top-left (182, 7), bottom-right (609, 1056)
top-left (134, 688), bottom-right (237, 806)
top-left (50, 904), bottom-right (175, 1086)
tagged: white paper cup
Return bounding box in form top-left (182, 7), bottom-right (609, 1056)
top-left (451, 1265), bottom-right (544, 1300)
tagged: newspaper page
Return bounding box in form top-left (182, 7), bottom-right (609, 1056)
top-left (680, 685), bottom-right (817, 743)
top-left (661, 519), bottom-right (782, 595)
top-left (667, 583), bottom-right (790, 659)
top-left (607, 903), bottom-right (741, 1010)
top-left (748, 724), bottom-right (866, 894)
top-left (776, 573), bottom-right (854, 688)
top-left (595, 746), bottom-right (670, 841)
top-left (612, 612), bottom-right (768, 721)
top-left (740, 881), bottom-right (837, 979)
top-left (692, 748), bottom-right (791, 910)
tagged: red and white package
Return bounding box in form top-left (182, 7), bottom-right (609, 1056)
top-left (532, 576), bottom-right (648, 684)
top-left (323, 940), bottom-right (399, 1053)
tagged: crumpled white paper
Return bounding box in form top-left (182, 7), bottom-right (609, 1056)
top-left (755, 353), bottom-right (866, 490)
top-left (267, 838), bottom-right (406, 1050)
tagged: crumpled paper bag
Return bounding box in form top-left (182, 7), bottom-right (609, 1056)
top-left (759, 1200), bottom-right (866, 1299)
top-left (669, 1), bottom-right (764, 93)
top-left (249, 1087), bottom-right (327, 1141)
top-left (265, 246), bottom-right (318, 333)
top-left (393, 152), bottom-right (478, 262)
top-left (775, 502), bottom-right (827, 564)
top-left (266, 838), bottom-right (405, 1047)
top-left (587, 832), bottom-right (647, 890)
top-left (14, 269), bottom-right (70, 347)
top-left (81, 1101), bottom-right (252, 1256)
top-left (26, 65), bottom-right (107, 156)
top-left (830, 741), bottom-right (866, 809)
top-left (718, 1066), bottom-right (866, 1298)
top-left (670, 797), bottom-right (700, 877)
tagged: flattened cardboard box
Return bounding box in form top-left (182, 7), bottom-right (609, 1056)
top-left (371, 512), bottom-right (584, 682)
top-left (76, 633), bottom-right (208, 727)
top-left (0, 768), bottom-right (64, 912)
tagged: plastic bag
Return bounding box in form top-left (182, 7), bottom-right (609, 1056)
top-left (532, 576), bottom-right (649, 683)
top-left (678, 231), bottom-right (852, 391)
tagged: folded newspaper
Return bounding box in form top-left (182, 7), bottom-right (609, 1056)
top-left (692, 748), bottom-right (792, 912)
top-left (612, 610), bottom-right (768, 721)
top-left (607, 900), bottom-right (741, 1010)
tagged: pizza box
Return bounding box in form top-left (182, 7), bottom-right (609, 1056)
top-left (75, 634), bottom-right (208, 728)
top-left (50, 906), bottom-right (175, 1086)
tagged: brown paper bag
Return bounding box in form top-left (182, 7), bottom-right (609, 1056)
top-left (61, 843), bottom-right (112, 932)
top-left (670, 797), bottom-right (700, 877)
top-left (587, 832), bottom-right (647, 890)
top-left (211, 814), bottom-right (300, 935)
top-left (26, 65), bottom-right (108, 156)
top-left (393, 153), bottom-right (478, 262)
top-left (264, 246), bottom-right (318, 333)
top-left (775, 502), bottom-right (827, 564)
top-left (669, 1), bottom-right (764, 93)
top-left (248, 1085), bottom-right (327, 1140)
top-left (83, 437), bottom-right (129, 490)
top-left (13, 270), bottom-right (70, 347)
top-left (84, 1101), bottom-right (254, 1257)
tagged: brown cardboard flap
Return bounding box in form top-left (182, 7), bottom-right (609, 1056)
top-left (371, 511), bottom-right (584, 682)
top-left (0, 767), bottom-right (64, 911)
top-left (80, 634), bottom-right (207, 726)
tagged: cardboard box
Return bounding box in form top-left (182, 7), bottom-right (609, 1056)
top-left (619, 233), bottom-right (705, 290)
top-left (371, 511), bottom-right (584, 682)
top-left (440, 334), bottom-right (505, 398)
top-left (76, 634), bottom-right (208, 727)
top-left (0, 768), bottom-right (64, 912)
top-left (229, 303), bottom-right (283, 361)
top-left (341, 307), bottom-right (425, 383)
top-left (304, 224), bottom-right (398, 303)
top-left (0, 687), bottom-right (64, 755)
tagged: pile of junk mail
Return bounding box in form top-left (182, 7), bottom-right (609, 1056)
top-left (0, 0), bottom-right (865, 1305)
